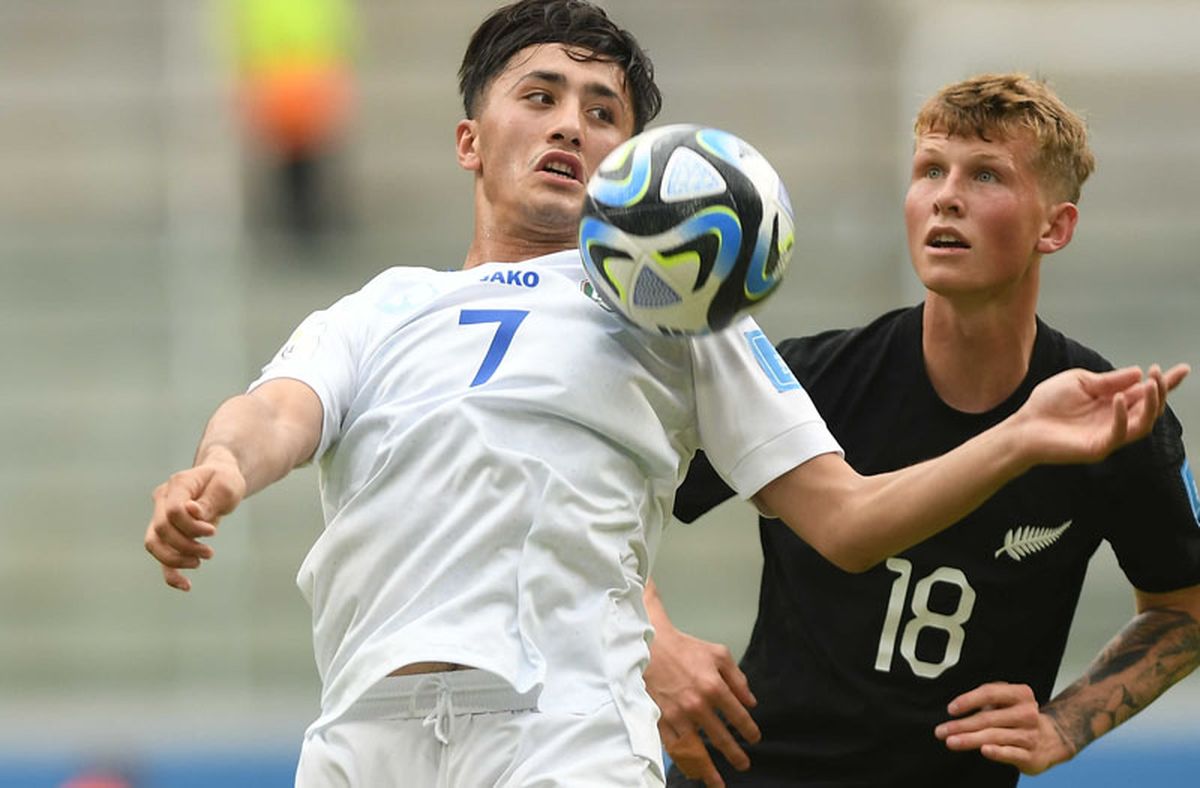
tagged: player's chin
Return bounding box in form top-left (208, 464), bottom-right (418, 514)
top-left (526, 194), bottom-right (586, 233)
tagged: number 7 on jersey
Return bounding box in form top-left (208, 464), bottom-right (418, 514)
top-left (459, 309), bottom-right (529, 387)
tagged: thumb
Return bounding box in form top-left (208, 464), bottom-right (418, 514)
top-left (190, 468), bottom-right (245, 524)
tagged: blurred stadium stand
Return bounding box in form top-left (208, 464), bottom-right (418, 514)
top-left (0, 1), bottom-right (1195, 784)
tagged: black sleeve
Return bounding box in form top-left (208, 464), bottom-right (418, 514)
top-left (673, 450), bottom-right (736, 523)
top-left (1094, 406), bottom-right (1200, 592)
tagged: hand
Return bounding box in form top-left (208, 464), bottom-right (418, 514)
top-left (1017, 363), bottom-right (1188, 465)
top-left (144, 450), bottom-right (246, 591)
top-left (644, 625), bottom-right (760, 787)
top-left (935, 682), bottom-right (1074, 776)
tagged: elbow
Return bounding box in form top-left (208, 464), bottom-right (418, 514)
top-left (807, 533), bottom-right (879, 574)
top-left (825, 548), bottom-right (878, 575)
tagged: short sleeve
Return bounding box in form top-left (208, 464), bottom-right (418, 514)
top-left (247, 290), bottom-right (366, 462)
top-left (689, 317), bottom-right (842, 500)
top-left (1094, 407), bottom-right (1200, 592)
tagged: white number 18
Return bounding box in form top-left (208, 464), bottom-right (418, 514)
top-left (873, 557), bottom-right (976, 679)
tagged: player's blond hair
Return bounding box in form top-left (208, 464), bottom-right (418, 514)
top-left (914, 73), bottom-right (1096, 203)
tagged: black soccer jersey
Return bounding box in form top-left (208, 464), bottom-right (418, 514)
top-left (669, 305), bottom-right (1200, 788)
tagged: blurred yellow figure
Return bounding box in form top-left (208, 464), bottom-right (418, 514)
top-left (227, 0), bottom-right (356, 246)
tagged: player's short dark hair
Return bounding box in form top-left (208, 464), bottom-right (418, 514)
top-left (459, 0), bottom-right (662, 133)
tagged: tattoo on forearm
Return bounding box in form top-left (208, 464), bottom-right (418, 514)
top-left (1044, 608), bottom-right (1200, 753)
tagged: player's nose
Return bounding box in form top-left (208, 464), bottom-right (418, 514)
top-left (547, 100), bottom-right (583, 148)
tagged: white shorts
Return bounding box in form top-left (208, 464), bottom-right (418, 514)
top-left (295, 669), bottom-right (665, 787)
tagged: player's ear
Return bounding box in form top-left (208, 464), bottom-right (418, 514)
top-left (1036, 201), bottom-right (1078, 255)
top-left (456, 119), bottom-right (481, 172)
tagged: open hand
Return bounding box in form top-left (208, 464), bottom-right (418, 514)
top-left (1018, 363), bottom-right (1188, 465)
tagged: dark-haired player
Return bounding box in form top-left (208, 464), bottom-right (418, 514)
top-left (143, 8), bottom-right (1185, 784)
top-left (650, 73), bottom-right (1200, 788)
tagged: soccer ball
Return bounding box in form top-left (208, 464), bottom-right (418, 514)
top-left (579, 124), bottom-right (795, 335)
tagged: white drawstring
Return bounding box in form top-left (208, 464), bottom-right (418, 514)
top-left (412, 674), bottom-right (456, 746)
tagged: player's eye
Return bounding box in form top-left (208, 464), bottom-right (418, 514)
top-left (526, 90), bottom-right (553, 105)
top-left (924, 165), bottom-right (943, 179)
top-left (588, 106), bottom-right (615, 123)
top-left (976, 170), bottom-right (997, 183)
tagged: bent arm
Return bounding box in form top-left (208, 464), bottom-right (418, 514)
top-left (196, 378), bottom-right (324, 496)
top-left (144, 378), bottom-right (323, 591)
top-left (935, 584), bottom-right (1200, 775)
top-left (757, 365), bottom-right (1184, 572)
top-left (1043, 584), bottom-right (1200, 756)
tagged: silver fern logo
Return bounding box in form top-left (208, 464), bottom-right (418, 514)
top-left (994, 520), bottom-right (1073, 561)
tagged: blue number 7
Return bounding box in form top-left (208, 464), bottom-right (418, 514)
top-left (459, 308), bottom-right (530, 387)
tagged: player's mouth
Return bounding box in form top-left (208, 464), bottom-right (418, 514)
top-left (925, 227), bottom-right (971, 250)
top-left (536, 151), bottom-right (583, 184)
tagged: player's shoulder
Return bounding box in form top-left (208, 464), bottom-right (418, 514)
top-left (1034, 317), bottom-right (1115, 375)
top-left (776, 305), bottom-right (918, 378)
top-left (338, 264), bottom-right (475, 319)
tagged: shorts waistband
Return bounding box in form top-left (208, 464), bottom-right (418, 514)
top-left (350, 669), bottom-right (539, 720)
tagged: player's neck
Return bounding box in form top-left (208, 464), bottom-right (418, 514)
top-left (463, 234), bottom-right (574, 269)
top-left (921, 290), bottom-right (1039, 414)
top-left (464, 200), bottom-right (578, 269)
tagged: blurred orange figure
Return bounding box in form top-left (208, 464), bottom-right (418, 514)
top-left (228, 0), bottom-right (356, 244)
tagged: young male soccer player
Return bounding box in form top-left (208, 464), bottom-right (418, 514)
top-left (649, 73), bottom-right (1200, 788)
top-left (144, 10), bottom-right (1184, 784)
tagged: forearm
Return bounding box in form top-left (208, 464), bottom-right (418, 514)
top-left (843, 419), bottom-right (1031, 566)
top-left (765, 418), bottom-right (1030, 571)
top-left (194, 392), bottom-right (318, 496)
top-left (1043, 608), bottom-right (1200, 754)
top-left (645, 578), bottom-right (674, 632)
top-left (766, 365), bottom-right (1178, 571)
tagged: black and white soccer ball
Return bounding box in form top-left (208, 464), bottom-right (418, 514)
top-left (578, 124), bottom-right (795, 335)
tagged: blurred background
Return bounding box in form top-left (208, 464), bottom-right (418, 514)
top-left (1, 1), bottom-right (1196, 785)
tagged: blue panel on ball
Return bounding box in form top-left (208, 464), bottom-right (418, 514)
top-left (589, 137), bottom-right (654, 207)
top-left (676, 207), bottom-right (742, 279)
top-left (694, 128), bottom-right (745, 168)
top-left (661, 147), bottom-right (727, 202)
top-left (744, 226), bottom-right (778, 297)
top-left (579, 215), bottom-right (623, 250)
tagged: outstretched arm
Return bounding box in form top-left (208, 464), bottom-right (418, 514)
top-left (644, 579), bottom-right (758, 787)
top-left (143, 378), bottom-right (323, 591)
top-left (758, 364), bottom-right (1188, 572)
top-left (935, 583), bottom-right (1200, 774)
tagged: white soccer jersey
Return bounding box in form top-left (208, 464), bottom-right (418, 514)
top-left (249, 250), bottom-right (840, 749)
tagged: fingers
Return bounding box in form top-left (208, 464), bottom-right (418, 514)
top-left (666, 729), bottom-right (725, 788)
top-left (145, 467), bottom-right (234, 591)
top-left (1078, 365), bottom-right (1142, 397)
top-left (938, 682), bottom-right (1037, 741)
top-left (716, 662), bottom-right (761, 745)
top-left (643, 630), bottom-right (757, 776)
top-left (686, 693), bottom-right (751, 771)
top-left (1163, 362), bottom-right (1191, 392)
top-left (937, 703), bottom-right (1039, 744)
top-left (946, 681), bottom-right (1032, 716)
top-left (718, 659), bottom-right (758, 710)
top-left (1084, 362), bottom-right (1189, 448)
top-left (161, 564), bottom-right (192, 593)
top-left (978, 742), bottom-right (1037, 769)
top-left (936, 682), bottom-right (1042, 771)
